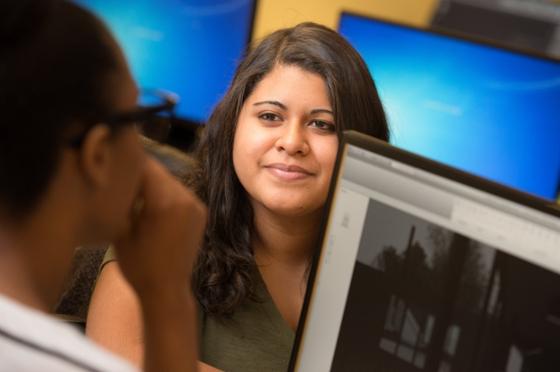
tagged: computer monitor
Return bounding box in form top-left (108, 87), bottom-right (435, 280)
top-left (77, 0), bottom-right (256, 125)
top-left (290, 131), bottom-right (560, 371)
top-left (338, 13), bottom-right (560, 200)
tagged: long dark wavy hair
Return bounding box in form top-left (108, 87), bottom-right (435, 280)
top-left (191, 22), bottom-right (390, 316)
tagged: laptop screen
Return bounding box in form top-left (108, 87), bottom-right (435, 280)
top-left (290, 131), bottom-right (560, 371)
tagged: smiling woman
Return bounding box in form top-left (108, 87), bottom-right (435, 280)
top-left (86, 22), bottom-right (389, 372)
top-left (233, 64), bottom-right (339, 218)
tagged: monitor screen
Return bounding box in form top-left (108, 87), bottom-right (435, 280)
top-left (77, 0), bottom-right (256, 124)
top-left (291, 132), bottom-right (560, 371)
top-left (338, 13), bottom-right (560, 200)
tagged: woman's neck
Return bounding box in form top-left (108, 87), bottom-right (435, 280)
top-left (251, 205), bottom-right (323, 330)
top-left (252, 204), bottom-right (322, 268)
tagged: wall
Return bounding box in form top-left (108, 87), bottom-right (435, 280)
top-left (252, 0), bottom-right (440, 41)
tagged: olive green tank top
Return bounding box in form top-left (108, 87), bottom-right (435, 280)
top-left (198, 268), bottom-right (295, 371)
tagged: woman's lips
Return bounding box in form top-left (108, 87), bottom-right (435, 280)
top-left (264, 163), bottom-right (314, 181)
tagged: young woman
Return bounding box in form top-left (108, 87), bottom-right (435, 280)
top-left (0, 1), bottom-right (205, 371)
top-left (86, 22), bottom-right (389, 371)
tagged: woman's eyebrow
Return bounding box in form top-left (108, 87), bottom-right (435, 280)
top-left (310, 108), bottom-right (334, 115)
top-left (253, 100), bottom-right (287, 110)
top-left (254, 101), bottom-right (333, 116)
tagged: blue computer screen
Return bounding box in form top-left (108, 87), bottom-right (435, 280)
top-left (339, 13), bottom-right (560, 200)
top-left (77, 0), bottom-right (255, 123)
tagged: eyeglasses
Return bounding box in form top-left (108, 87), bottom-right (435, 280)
top-left (67, 89), bottom-right (179, 147)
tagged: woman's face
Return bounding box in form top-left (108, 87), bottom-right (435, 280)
top-left (233, 64), bottom-right (338, 218)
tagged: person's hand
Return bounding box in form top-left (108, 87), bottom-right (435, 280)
top-left (109, 156), bottom-right (206, 372)
top-left (113, 156), bottom-right (207, 298)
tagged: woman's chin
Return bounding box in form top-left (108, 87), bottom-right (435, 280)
top-left (263, 202), bottom-right (323, 220)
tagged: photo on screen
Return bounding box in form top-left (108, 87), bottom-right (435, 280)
top-left (331, 198), bottom-right (560, 372)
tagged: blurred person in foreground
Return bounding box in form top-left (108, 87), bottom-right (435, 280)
top-left (0, 1), bottom-right (206, 371)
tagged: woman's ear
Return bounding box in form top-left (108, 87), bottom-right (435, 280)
top-left (78, 124), bottom-right (114, 189)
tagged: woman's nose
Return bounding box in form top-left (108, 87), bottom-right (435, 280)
top-left (275, 123), bottom-right (310, 156)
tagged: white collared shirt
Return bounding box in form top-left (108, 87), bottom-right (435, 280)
top-left (0, 294), bottom-right (137, 372)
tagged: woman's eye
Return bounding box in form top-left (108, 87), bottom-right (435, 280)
top-left (310, 120), bottom-right (335, 132)
top-left (259, 112), bottom-right (280, 121)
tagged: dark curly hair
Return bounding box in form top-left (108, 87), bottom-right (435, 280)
top-left (191, 22), bottom-right (390, 316)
